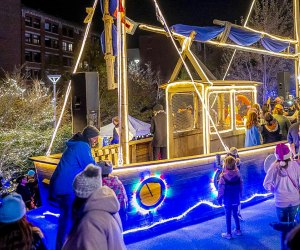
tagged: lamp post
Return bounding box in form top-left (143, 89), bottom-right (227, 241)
top-left (47, 75), bottom-right (61, 128)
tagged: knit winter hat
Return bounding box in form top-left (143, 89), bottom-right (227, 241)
top-left (275, 143), bottom-right (291, 166)
top-left (0, 193), bottom-right (26, 223)
top-left (98, 160), bottom-right (113, 175)
top-left (82, 125), bottom-right (100, 139)
top-left (153, 104), bottom-right (164, 112)
top-left (73, 164), bottom-right (102, 198)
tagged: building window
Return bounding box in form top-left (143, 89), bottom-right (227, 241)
top-left (32, 52), bottom-right (41, 63)
top-left (32, 18), bottom-right (41, 29)
top-left (62, 27), bottom-right (67, 36)
top-left (62, 41), bottom-right (67, 51)
top-left (69, 29), bottom-right (74, 38)
top-left (25, 15), bottom-right (32, 26)
top-left (32, 34), bottom-right (40, 45)
top-left (53, 40), bottom-right (59, 49)
top-left (25, 51), bottom-right (32, 62)
top-left (45, 22), bottom-right (50, 31)
top-left (68, 43), bottom-right (73, 52)
top-left (25, 33), bottom-right (32, 43)
top-left (52, 24), bottom-right (58, 33)
top-left (63, 57), bottom-right (73, 67)
top-left (45, 37), bottom-right (51, 47)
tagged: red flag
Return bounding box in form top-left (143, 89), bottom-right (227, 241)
top-left (113, 0), bottom-right (130, 29)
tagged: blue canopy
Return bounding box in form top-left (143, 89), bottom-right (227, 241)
top-left (171, 24), bottom-right (290, 53)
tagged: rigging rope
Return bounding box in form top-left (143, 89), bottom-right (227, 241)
top-left (153, 0), bottom-right (229, 153)
top-left (223, 0), bottom-right (256, 80)
top-left (46, 0), bottom-right (99, 156)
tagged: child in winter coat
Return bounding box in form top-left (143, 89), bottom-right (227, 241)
top-left (63, 164), bottom-right (126, 250)
top-left (217, 156), bottom-right (243, 240)
top-left (99, 160), bottom-right (128, 219)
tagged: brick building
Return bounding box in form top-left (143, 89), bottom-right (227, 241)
top-left (0, 0), bottom-right (100, 81)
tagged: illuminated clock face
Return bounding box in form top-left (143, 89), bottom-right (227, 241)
top-left (135, 176), bottom-right (167, 210)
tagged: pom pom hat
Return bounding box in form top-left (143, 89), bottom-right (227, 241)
top-left (275, 143), bottom-right (291, 166)
top-left (73, 164), bottom-right (102, 198)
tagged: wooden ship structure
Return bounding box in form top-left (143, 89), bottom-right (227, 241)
top-left (30, 0), bottom-right (300, 238)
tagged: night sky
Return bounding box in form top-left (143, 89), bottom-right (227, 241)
top-left (22, 0), bottom-right (251, 47)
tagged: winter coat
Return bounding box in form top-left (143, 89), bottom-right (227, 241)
top-left (287, 122), bottom-right (300, 155)
top-left (50, 133), bottom-right (96, 197)
top-left (273, 114), bottom-right (291, 140)
top-left (62, 186), bottom-right (126, 250)
top-left (217, 169), bottom-right (243, 206)
top-left (245, 125), bottom-right (261, 147)
top-left (261, 121), bottom-right (281, 144)
top-left (263, 160), bottom-right (300, 208)
top-left (151, 111), bottom-right (167, 147)
top-left (103, 176), bottom-right (128, 211)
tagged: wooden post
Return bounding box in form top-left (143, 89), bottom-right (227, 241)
top-left (103, 0), bottom-right (116, 90)
top-left (117, 0), bottom-right (130, 165)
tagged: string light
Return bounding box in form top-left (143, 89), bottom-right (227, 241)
top-left (123, 192), bottom-right (273, 235)
top-left (46, 0), bottom-right (99, 156)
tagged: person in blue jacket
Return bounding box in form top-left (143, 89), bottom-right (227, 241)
top-left (49, 125), bottom-right (100, 250)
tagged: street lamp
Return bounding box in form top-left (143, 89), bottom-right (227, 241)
top-left (47, 75), bottom-right (61, 128)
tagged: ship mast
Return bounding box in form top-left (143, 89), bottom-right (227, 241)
top-left (117, 0), bottom-right (129, 165)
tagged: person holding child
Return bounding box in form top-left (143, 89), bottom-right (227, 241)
top-left (217, 156), bottom-right (243, 240)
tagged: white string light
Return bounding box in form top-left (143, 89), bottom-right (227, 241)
top-left (46, 0), bottom-right (99, 156)
top-left (223, 0), bottom-right (256, 80)
top-left (153, 0), bottom-right (229, 153)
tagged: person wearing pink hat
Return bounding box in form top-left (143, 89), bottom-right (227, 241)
top-left (263, 143), bottom-right (300, 224)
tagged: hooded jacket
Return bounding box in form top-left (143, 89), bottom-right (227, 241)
top-left (63, 186), bottom-right (126, 250)
top-left (217, 169), bottom-right (243, 206)
top-left (50, 133), bottom-right (96, 196)
top-left (263, 160), bottom-right (300, 208)
top-left (103, 176), bottom-right (128, 211)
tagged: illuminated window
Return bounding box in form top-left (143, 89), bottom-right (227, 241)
top-left (45, 22), bottom-right (50, 31)
top-left (235, 91), bottom-right (254, 128)
top-left (68, 43), bottom-right (73, 52)
top-left (208, 91), bottom-right (232, 133)
top-left (171, 93), bottom-right (195, 132)
top-left (32, 34), bottom-right (40, 45)
top-left (62, 41), bottom-right (67, 51)
top-left (25, 33), bottom-right (31, 43)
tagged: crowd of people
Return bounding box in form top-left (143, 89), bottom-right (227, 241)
top-left (2, 99), bottom-right (300, 249)
top-left (244, 96), bottom-right (300, 148)
top-left (217, 143), bottom-right (300, 249)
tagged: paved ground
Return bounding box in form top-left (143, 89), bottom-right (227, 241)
top-left (126, 199), bottom-right (281, 250)
top-left (28, 199), bottom-right (282, 250)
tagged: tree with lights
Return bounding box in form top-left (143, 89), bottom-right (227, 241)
top-left (221, 0), bottom-right (294, 103)
top-left (0, 68), bottom-right (71, 190)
